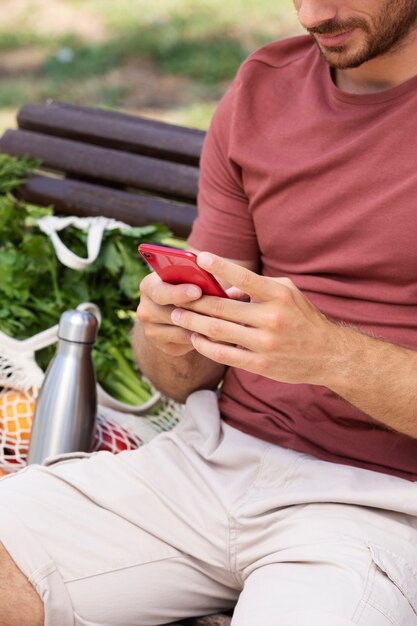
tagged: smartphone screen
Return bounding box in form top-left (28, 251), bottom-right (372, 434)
top-left (138, 244), bottom-right (228, 298)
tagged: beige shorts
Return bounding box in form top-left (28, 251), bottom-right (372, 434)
top-left (1, 390), bottom-right (417, 626)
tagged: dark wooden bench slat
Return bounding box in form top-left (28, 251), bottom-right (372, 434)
top-left (0, 129), bottom-right (199, 202)
top-left (20, 175), bottom-right (197, 238)
top-left (17, 102), bottom-right (206, 166)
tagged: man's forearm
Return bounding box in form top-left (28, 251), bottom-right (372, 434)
top-left (132, 322), bottom-right (226, 403)
top-left (325, 324), bottom-right (417, 438)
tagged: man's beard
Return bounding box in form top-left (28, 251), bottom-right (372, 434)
top-left (307, 0), bottom-right (417, 69)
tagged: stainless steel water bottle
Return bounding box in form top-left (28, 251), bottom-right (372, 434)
top-left (27, 309), bottom-right (98, 464)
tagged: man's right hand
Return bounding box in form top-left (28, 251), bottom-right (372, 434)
top-left (136, 272), bottom-right (203, 356)
top-left (133, 250), bottom-right (256, 401)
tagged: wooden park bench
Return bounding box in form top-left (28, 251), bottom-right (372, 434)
top-left (0, 100), bottom-right (232, 626)
top-left (0, 101), bottom-right (201, 237)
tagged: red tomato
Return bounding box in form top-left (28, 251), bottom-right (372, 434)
top-left (94, 422), bottom-right (140, 453)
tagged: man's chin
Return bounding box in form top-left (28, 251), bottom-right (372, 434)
top-left (317, 45), bottom-right (369, 70)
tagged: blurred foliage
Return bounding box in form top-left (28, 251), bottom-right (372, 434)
top-left (40, 28), bottom-right (248, 85)
top-left (0, 0), bottom-right (300, 129)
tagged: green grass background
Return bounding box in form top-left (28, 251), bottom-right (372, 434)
top-left (0, 0), bottom-right (301, 132)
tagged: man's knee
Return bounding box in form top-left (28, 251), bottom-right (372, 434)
top-left (0, 543), bottom-right (44, 626)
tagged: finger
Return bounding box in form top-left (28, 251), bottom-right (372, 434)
top-left (197, 253), bottom-right (278, 302)
top-left (181, 295), bottom-right (282, 332)
top-left (140, 272), bottom-right (202, 306)
top-left (144, 322), bottom-right (193, 346)
top-left (196, 256), bottom-right (314, 321)
top-left (182, 295), bottom-right (252, 324)
top-left (171, 308), bottom-right (261, 351)
top-left (226, 286), bottom-right (251, 301)
top-left (190, 333), bottom-right (259, 370)
top-left (137, 296), bottom-right (176, 325)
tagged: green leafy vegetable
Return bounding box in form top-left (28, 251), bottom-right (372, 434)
top-left (0, 154), bottom-right (173, 407)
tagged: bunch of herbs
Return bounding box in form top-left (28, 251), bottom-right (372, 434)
top-left (0, 154), bottom-right (171, 405)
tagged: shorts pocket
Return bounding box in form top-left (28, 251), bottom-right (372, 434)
top-left (363, 542), bottom-right (417, 625)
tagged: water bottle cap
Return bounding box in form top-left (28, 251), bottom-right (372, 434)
top-left (58, 310), bottom-right (98, 344)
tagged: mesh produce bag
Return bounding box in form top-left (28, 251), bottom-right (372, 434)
top-left (0, 389), bottom-right (34, 470)
top-left (0, 303), bottom-right (183, 473)
top-left (0, 388), bottom-right (182, 472)
top-left (0, 214), bottom-right (184, 472)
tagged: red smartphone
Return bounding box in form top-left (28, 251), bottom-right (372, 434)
top-left (138, 243), bottom-right (228, 298)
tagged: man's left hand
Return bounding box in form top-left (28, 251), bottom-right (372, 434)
top-left (170, 252), bottom-right (345, 386)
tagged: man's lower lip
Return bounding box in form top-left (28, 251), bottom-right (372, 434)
top-left (314, 30), bottom-right (354, 47)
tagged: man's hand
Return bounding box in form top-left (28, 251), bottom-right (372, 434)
top-left (169, 252), bottom-right (417, 437)
top-left (134, 252), bottom-right (256, 402)
top-left (138, 251), bottom-right (417, 434)
top-left (136, 271), bottom-right (203, 356)
top-left (170, 252), bottom-right (343, 387)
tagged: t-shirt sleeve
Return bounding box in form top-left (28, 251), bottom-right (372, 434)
top-left (187, 81), bottom-right (259, 261)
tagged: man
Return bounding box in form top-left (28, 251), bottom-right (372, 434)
top-left (1, 1), bottom-right (417, 625)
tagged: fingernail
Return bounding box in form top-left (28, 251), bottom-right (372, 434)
top-left (186, 286), bottom-right (200, 298)
top-left (198, 252), bottom-right (213, 268)
top-left (171, 309), bottom-right (182, 323)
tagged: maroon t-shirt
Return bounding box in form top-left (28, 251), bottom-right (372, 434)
top-left (188, 35), bottom-right (417, 481)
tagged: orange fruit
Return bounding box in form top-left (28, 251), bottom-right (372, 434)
top-left (0, 390), bottom-right (35, 453)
